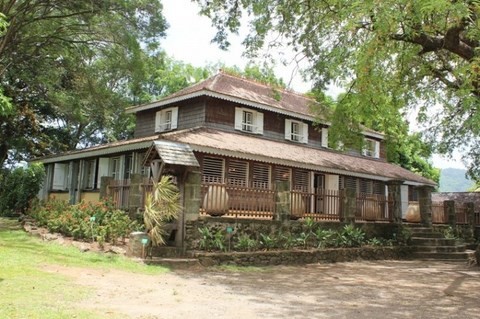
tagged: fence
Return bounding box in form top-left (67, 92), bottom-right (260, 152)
top-left (431, 201), bottom-right (447, 224)
top-left (107, 178), bottom-right (153, 209)
top-left (355, 193), bottom-right (393, 222)
top-left (429, 201), bottom-right (480, 226)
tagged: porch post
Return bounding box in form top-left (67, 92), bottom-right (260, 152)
top-left (418, 185), bottom-right (434, 227)
top-left (180, 169), bottom-right (201, 251)
top-left (128, 174), bottom-right (143, 215)
top-left (387, 180), bottom-right (403, 224)
top-left (274, 180), bottom-right (290, 222)
top-left (445, 200), bottom-right (456, 227)
top-left (466, 202), bottom-right (475, 241)
top-left (341, 188), bottom-right (356, 224)
top-left (100, 176), bottom-right (114, 199)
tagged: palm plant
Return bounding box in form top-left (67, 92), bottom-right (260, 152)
top-left (143, 176), bottom-right (181, 246)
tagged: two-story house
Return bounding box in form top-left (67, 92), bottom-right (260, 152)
top-left (36, 72), bottom-right (435, 222)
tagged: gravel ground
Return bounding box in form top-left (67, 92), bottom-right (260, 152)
top-left (46, 260), bottom-right (480, 319)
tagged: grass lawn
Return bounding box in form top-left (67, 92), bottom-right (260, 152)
top-left (0, 217), bottom-right (168, 319)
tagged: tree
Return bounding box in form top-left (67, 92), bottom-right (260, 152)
top-left (143, 176), bottom-right (181, 246)
top-left (0, 0), bottom-right (167, 167)
top-left (194, 0), bottom-right (480, 179)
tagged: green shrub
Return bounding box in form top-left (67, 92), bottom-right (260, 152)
top-left (259, 233), bottom-right (277, 250)
top-left (235, 234), bottom-right (257, 251)
top-left (0, 163), bottom-right (45, 216)
top-left (334, 225), bottom-right (366, 248)
top-left (315, 228), bottom-right (336, 248)
top-left (28, 199), bottom-right (138, 245)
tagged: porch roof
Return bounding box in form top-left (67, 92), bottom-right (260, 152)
top-left (161, 127), bottom-right (436, 187)
top-left (143, 140), bottom-right (199, 167)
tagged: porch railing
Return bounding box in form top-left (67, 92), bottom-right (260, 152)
top-left (432, 201), bottom-right (447, 224)
top-left (291, 189), bottom-right (342, 221)
top-left (355, 193), bottom-right (393, 222)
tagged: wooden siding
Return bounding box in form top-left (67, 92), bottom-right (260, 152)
top-left (134, 99), bottom-right (206, 138)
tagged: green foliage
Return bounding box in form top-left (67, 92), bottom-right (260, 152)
top-left (198, 227), bottom-right (227, 251)
top-left (0, 1), bottom-right (167, 166)
top-left (393, 226), bottom-right (412, 246)
top-left (195, 0), bottom-right (480, 179)
top-left (143, 176), bottom-right (181, 246)
top-left (28, 199), bottom-right (139, 245)
top-left (0, 163), bottom-right (45, 215)
top-left (235, 234), bottom-right (258, 251)
top-left (314, 228), bottom-right (336, 249)
top-left (333, 225), bottom-right (366, 248)
top-left (259, 233), bottom-right (277, 250)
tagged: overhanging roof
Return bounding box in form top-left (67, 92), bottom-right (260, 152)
top-left (160, 127), bottom-right (436, 187)
top-left (143, 140), bottom-right (199, 167)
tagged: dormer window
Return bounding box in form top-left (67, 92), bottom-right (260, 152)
top-left (155, 107), bottom-right (178, 133)
top-left (235, 107), bottom-right (263, 134)
top-left (363, 138), bottom-right (380, 158)
top-left (285, 119), bottom-right (308, 143)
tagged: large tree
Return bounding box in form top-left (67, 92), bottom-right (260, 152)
top-left (0, 0), bottom-right (167, 167)
top-left (194, 0), bottom-right (480, 179)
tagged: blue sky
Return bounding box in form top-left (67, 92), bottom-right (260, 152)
top-left (161, 0), bottom-right (465, 170)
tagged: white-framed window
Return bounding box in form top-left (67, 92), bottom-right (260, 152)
top-left (52, 163), bottom-right (68, 190)
top-left (362, 138), bottom-right (380, 158)
top-left (285, 119), bottom-right (308, 143)
top-left (155, 106), bottom-right (178, 133)
top-left (234, 107), bottom-right (264, 134)
top-left (83, 159), bottom-right (96, 189)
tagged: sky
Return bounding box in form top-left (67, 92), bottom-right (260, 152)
top-left (161, 0), bottom-right (466, 170)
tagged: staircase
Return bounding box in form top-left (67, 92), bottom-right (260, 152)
top-left (407, 225), bottom-right (476, 263)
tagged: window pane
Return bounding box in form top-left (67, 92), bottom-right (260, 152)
top-left (242, 111), bottom-right (253, 132)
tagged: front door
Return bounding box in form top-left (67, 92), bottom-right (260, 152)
top-left (314, 174), bottom-right (325, 213)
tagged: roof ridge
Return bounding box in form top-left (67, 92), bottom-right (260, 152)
top-left (218, 70), bottom-right (314, 101)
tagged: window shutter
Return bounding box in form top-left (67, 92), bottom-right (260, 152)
top-left (155, 111), bottom-right (162, 133)
top-left (234, 107), bottom-right (243, 130)
top-left (97, 158), bottom-right (110, 188)
top-left (52, 163), bottom-right (67, 190)
top-left (202, 157), bottom-right (225, 183)
top-left (374, 141), bottom-right (380, 158)
top-left (301, 123), bottom-right (309, 143)
top-left (254, 111), bottom-right (263, 134)
top-left (321, 128), bottom-right (329, 147)
top-left (284, 119), bottom-right (292, 140)
top-left (170, 107), bottom-right (178, 129)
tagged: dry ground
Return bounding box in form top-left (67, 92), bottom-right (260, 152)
top-left (45, 260), bottom-right (480, 319)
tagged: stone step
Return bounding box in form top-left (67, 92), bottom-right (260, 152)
top-left (413, 245), bottom-right (466, 253)
top-left (411, 237), bottom-right (459, 246)
top-left (410, 232), bottom-right (444, 238)
top-left (144, 257), bottom-right (201, 269)
top-left (411, 250), bottom-right (475, 261)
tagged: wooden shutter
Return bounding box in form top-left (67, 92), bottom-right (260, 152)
top-left (97, 158), bottom-right (110, 188)
top-left (284, 119), bottom-right (292, 140)
top-left (234, 107), bottom-right (243, 130)
top-left (52, 163), bottom-right (67, 190)
top-left (293, 169), bottom-right (309, 191)
top-left (301, 122), bottom-right (309, 143)
top-left (170, 107), bottom-right (178, 130)
top-left (274, 166), bottom-right (291, 182)
top-left (254, 111), bottom-right (264, 134)
top-left (227, 159), bottom-right (248, 186)
top-left (155, 111), bottom-right (162, 132)
top-left (202, 157), bottom-right (224, 183)
top-left (374, 141), bottom-right (380, 158)
top-left (321, 128), bottom-right (328, 147)
top-left (252, 163), bottom-right (270, 189)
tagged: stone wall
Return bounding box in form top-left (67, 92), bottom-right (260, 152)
top-left (192, 246), bottom-right (412, 267)
top-left (185, 217), bottom-right (402, 251)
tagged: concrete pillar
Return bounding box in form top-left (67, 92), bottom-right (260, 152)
top-left (387, 180), bottom-right (403, 224)
top-left (274, 181), bottom-right (290, 222)
top-left (341, 188), bottom-right (356, 224)
top-left (445, 200), bottom-right (456, 227)
top-left (99, 176), bottom-right (114, 199)
top-left (179, 169), bottom-right (201, 251)
top-left (466, 202), bottom-right (475, 240)
top-left (418, 186), bottom-right (433, 227)
top-left (128, 174), bottom-right (143, 213)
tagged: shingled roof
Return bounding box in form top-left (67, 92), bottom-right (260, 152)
top-left (161, 127), bottom-right (435, 186)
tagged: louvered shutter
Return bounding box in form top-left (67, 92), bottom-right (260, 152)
top-left (234, 107), bottom-right (243, 130)
top-left (170, 107), bottom-right (178, 130)
top-left (52, 163), bottom-right (67, 190)
top-left (301, 123), bottom-right (309, 143)
top-left (254, 111), bottom-right (263, 134)
top-left (321, 128), bottom-right (329, 147)
top-left (285, 119), bottom-right (292, 140)
top-left (97, 158), bottom-right (110, 188)
top-left (155, 111), bottom-right (162, 132)
top-left (374, 141), bottom-right (380, 158)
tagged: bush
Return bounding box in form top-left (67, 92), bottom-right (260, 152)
top-left (28, 199), bottom-right (140, 244)
top-left (0, 163), bottom-right (45, 216)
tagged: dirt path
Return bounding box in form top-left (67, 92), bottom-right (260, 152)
top-left (46, 260), bottom-right (480, 319)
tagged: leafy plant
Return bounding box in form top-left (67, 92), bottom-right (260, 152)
top-left (259, 233), bottom-right (277, 250)
top-left (335, 225), bottom-right (366, 248)
top-left (296, 232), bottom-right (312, 249)
top-left (235, 234), bottom-right (257, 251)
top-left (280, 233), bottom-right (297, 249)
top-left (315, 228), bottom-right (336, 248)
top-left (143, 176), bottom-right (181, 246)
top-left (198, 227), bottom-right (227, 251)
